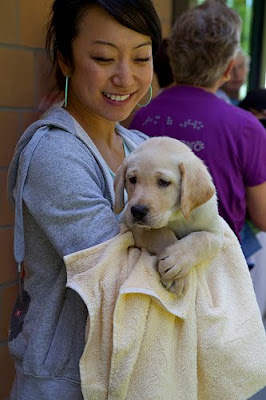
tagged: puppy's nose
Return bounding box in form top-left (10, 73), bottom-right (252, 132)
top-left (131, 205), bottom-right (149, 221)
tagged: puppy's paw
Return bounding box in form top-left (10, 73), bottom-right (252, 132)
top-left (158, 254), bottom-right (191, 282)
top-left (161, 277), bottom-right (174, 291)
top-left (161, 275), bottom-right (189, 296)
top-left (173, 275), bottom-right (189, 296)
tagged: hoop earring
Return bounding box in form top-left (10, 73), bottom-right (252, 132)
top-left (137, 84), bottom-right (152, 108)
top-left (64, 76), bottom-right (69, 108)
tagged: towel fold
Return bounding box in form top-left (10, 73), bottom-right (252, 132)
top-left (64, 218), bottom-right (266, 400)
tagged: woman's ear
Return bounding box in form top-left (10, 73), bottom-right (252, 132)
top-left (213, 59), bottom-right (235, 91)
top-left (223, 59), bottom-right (234, 82)
top-left (57, 51), bottom-right (70, 77)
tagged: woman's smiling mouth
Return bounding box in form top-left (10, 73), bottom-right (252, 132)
top-left (103, 92), bottom-right (132, 102)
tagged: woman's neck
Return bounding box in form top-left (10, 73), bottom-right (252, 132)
top-left (66, 103), bottom-right (117, 146)
top-left (174, 81), bottom-right (221, 94)
top-left (65, 103), bottom-right (125, 172)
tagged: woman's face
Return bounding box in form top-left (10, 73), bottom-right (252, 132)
top-left (224, 55), bottom-right (248, 92)
top-left (64, 5), bottom-right (153, 122)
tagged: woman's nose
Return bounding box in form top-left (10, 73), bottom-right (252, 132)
top-left (112, 62), bottom-right (134, 87)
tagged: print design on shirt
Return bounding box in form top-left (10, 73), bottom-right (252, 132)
top-left (179, 119), bottom-right (204, 130)
top-left (181, 140), bottom-right (205, 152)
top-left (142, 115), bottom-right (161, 126)
top-left (140, 116), bottom-right (205, 152)
top-left (166, 116), bottom-right (173, 125)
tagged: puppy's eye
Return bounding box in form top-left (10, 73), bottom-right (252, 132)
top-left (158, 179), bottom-right (171, 187)
top-left (129, 176), bottom-right (137, 184)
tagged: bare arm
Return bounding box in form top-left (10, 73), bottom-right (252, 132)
top-left (246, 182), bottom-right (266, 231)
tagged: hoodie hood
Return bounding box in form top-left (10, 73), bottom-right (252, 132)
top-left (8, 106), bottom-right (147, 264)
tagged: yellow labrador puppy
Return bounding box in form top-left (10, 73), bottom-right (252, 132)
top-left (114, 137), bottom-right (224, 295)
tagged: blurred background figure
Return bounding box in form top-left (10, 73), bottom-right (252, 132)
top-left (218, 48), bottom-right (250, 105)
top-left (239, 88), bottom-right (266, 127)
top-left (239, 88), bottom-right (266, 332)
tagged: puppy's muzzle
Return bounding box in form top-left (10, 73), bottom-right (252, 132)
top-left (131, 205), bottom-right (149, 221)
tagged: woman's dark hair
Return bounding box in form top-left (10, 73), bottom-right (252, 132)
top-left (154, 39), bottom-right (174, 89)
top-left (46, 0), bottom-right (162, 90)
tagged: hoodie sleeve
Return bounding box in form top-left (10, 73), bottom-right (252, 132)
top-left (22, 129), bottom-right (119, 258)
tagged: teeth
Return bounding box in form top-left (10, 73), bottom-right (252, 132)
top-left (104, 93), bottom-right (130, 101)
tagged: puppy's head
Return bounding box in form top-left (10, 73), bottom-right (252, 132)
top-left (114, 137), bottom-right (215, 228)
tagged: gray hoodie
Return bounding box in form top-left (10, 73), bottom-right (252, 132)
top-left (7, 106), bottom-right (147, 399)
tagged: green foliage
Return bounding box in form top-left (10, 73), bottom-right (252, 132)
top-left (228, 0), bottom-right (253, 54)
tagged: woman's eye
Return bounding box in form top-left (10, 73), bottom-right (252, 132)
top-left (129, 176), bottom-right (137, 184)
top-left (92, 57), bottom-right (113, 63)
top-left (135, 57), bottom-right (151, 63)
top-left (158, 179), bottom-right (171, 187)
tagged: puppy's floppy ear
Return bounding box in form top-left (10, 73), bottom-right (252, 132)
top-left (179, 161), bottom-right (215, 219)
top-left (114, 159), bottom-right (128, 214)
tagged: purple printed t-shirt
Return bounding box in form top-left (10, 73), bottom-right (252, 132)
top-left (130, 86), bottom-right (266, 238)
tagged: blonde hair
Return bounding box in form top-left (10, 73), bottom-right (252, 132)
top-left (169, 0), bottom-right (242, 88)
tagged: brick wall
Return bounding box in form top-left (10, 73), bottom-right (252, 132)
top-left (0, 0), bottom-right (173, 398)
top-left (153, 0), bottom-right (173, 37)
top-left (0, 1), bottom-right (53, 398)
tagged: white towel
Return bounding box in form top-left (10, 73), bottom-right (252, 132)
top-left (64, 218), bottom-right (266, 400)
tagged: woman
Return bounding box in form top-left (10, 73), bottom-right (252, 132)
top-left (219, 47), bottom-right (250, 105)
top-left (130, 0), bottom-right (266, 251)
top-left (239, 88), bottom-right (266, 127)
top-left (7, 0), bottom-right (161, 398)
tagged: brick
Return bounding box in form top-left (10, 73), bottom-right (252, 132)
top-left (0, 284), bottom-right (19, 341)
top-left (0, 170), bottom-right (14, 226)
top-left (0, 48), bottom-right (35, 108)
top-left (0, 343), bottom-right (15, 398)
top-left (153, 0), bottom-right (172, 38)
top-left (19, 111), bottom-right (40, 133)
top-left (0, 111), bottom-right (20, 167)
top-left (0, 0), bottom-right (17, 44)
top-left (0, 228), bottom-right (17, 284)
top-left (153, 0), bottom-right (173, 20)
top-left (19, 0), bottom-right (53, 48)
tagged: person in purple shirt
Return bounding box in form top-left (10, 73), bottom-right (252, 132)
top-left (130, 0), bottom-right (266, 249)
